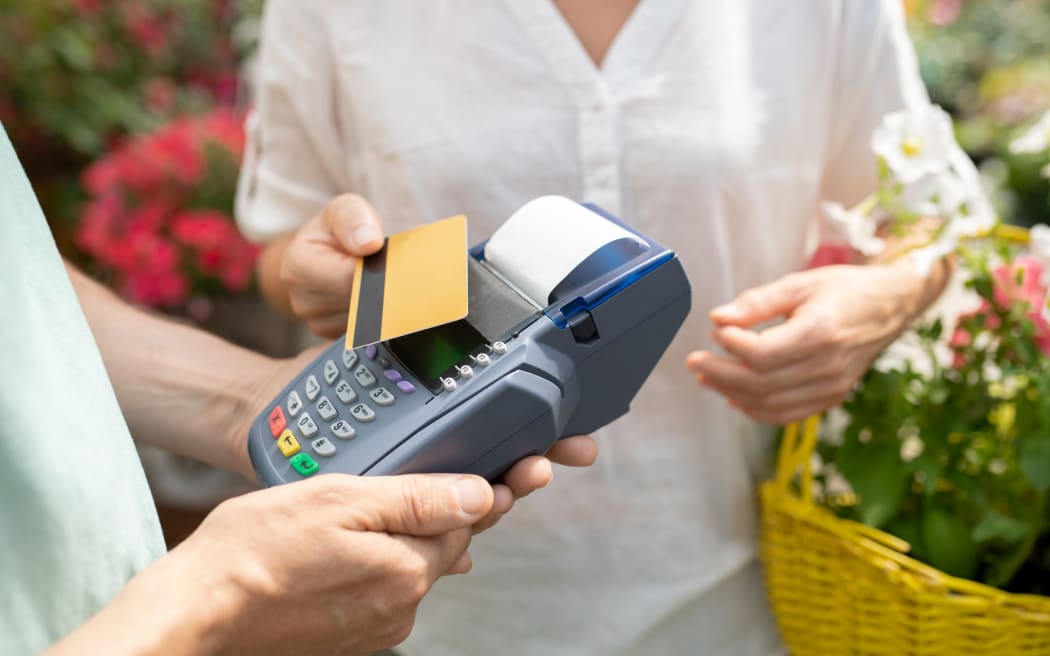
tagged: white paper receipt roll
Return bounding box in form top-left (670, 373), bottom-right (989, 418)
top-left (483, 196), bottom-right (645, 306)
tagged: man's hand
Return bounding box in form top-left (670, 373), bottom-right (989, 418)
top-left (258, 194), bottom-right (385, 337)
top-left (686, 262), bottom-right (948, 425)
top-left (47, 473), bottom-right (495, 656)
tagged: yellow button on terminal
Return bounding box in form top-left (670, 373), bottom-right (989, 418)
top-left (277, 430), bottom-right (300, 457)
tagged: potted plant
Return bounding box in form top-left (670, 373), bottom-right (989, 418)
top-left (761, 104), bottom-right (1050, 655)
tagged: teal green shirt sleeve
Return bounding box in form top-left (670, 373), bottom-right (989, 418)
top-left (0, 124), bottom-right (165, 654)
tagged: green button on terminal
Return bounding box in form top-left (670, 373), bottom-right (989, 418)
top-left (290, 453), bottom-right (319, 477)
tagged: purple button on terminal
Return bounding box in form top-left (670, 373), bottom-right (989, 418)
top-left (384, 369), bottom-right (403, 382)
top-left (365, 344), bottom-right (378, 360)
top-left (396, 381), bottom-right (416, 394)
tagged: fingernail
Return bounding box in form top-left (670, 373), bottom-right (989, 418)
top-left (452, 477), bottom-right (490, 516)
top-left (352, 224), bottom-right (381, 248)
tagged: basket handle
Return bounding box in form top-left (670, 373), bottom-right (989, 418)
top-left (774, 415), bottom-right (821, 503)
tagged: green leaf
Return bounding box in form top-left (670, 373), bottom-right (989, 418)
top-left (972, 510), bottom-right (1032, 544)
top-left (885, 516), bottom-right (926, 559)
top-left (1019, 437), bottom-right (1050, 492)
top-left (910, 453), bottom-right (943, 498)
top-left (921, 508), bottom-right (979, 579)
top-left (838, 443), bottom-right (908, 529)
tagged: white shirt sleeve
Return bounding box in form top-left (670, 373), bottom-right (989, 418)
top-left (235, 0), bottom-right (346, 242)
top-left (820, 0), bottom-right (934, 208)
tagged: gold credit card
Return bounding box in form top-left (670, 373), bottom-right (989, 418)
top-left (345, 214), bottom-right (468, 349)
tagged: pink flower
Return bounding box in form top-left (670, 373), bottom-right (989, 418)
top-left (806, 243), bottom-right (853, 269)
top-left (929, 0), bottom-right (962, 26)
top-left (954, 257), bottom-right (1050, 362)
top-left (992, 257), bottom-right (1050, 356)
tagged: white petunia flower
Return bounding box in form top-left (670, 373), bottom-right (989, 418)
top-left (1009, 111), bottom-right (1050, 155)
top-left (872, 105), bottom-right (956, 184)
top-left (909, 236), bottom-right (958, 277)
top-left (899, 171), bottom-right (967, 217)
top-left (821, 202), bottom-right (885, 256)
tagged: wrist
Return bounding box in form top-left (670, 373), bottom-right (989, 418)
top-left (883, 254), bottom-right (952, 322)
top-left (222, 352), bottom-right (288, 482)
top-left (257, 235), bottom-right (296, 317)
top-left (46, 547), bottom-right (241, 656)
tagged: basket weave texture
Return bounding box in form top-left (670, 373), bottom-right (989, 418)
top-left (760, 416), bottom-right (1050, 655)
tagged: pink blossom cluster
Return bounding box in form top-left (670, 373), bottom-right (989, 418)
top-left (77, 109), bottom-right (259, 308)
top-left (951, 255), bottom-right (1050, 362)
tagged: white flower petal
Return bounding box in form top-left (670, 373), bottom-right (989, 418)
top-left (900, 172), bottom-right (967, 217)
top-left (821, 202), bottom-right (885, 256)
top-left (1009, 111), bottom-right (1050, 155)
top-left (873, 105), bottom-right (956, 185)
top-left (908, 236), bottom-right (958, 276)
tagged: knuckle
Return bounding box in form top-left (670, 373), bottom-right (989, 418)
top-left (748, 346), bottom-right (775, 372)
top-left (832, 377), bottom-right (854, 398)
top-left (827, 351), bottom-right (852, 375)
top-left (808, 319), bottom-right (837, 346)
top-left (390, 615), bottom-right (416, 647)
top-left (736, 289), bottom-right (761, 312)
top-left (327, 193), bottom-right (372, 225)
top-left (751, 374), bottom-right (775, 394)
top-left (400, 477), bottom-right (436, 528)
top-left (407, 571), bottom-right (430, 605)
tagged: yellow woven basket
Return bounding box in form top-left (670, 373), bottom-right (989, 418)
top-left (760, 415), bottom-right (1050, 655)
top-left (760, 226), bottom-right (1050, 655)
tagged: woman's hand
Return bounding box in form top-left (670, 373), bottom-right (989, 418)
top-left (258, 194), bottom-right (385, 337)
top-left (686, 262), bottom-right (948, 425)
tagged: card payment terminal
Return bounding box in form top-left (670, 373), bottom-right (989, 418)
top-left (248, 197), bottom-right (691, 484)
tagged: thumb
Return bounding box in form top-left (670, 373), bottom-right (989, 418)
top-left (336, 473), bottom-right (494, 536)
top-left (322, 194), bottom-right (386, 256)
top-left (710, 272), bottom-right (810, 327)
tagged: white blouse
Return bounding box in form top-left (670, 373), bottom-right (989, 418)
top-left (237, 2), bottom-right (954, 654)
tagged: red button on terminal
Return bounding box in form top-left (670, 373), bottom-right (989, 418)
top-left (268, 406), bottom-right (286, 437)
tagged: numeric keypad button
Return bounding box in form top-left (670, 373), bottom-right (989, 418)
top-left (305, 375), bottom-right (321, 401)
top-left (331, 420), bottom-right (355, 439)
top-left (311, 437), bottom-right (336, 457)
top-left (369, 387), bottom-right (395, 407)
top-left (323, 360), bottom-right (339, 385)
top-left (334, 380), bottom-right (356, 404)
top-left (350, 403), bottom-right (376, 423)
top-left (354, 365), bottom-right (377, 388)
top-left (342, 349), bottom-right (359, 370)
top-left (286, 391), bottom-right (303, 417)
top-left (296, 413), bottom-right (319, 437)
top-left (316, 396), bottom-right (337, 421)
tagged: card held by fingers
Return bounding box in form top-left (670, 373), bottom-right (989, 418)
top-left (345, 214), bottom-right (468, 349)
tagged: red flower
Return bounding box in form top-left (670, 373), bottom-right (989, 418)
top-left (125, 269), bottom-right (190, 308)
top-left (76, 110), bottom-right (256, 309)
